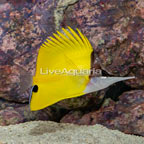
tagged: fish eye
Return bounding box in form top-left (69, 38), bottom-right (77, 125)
top-left (32, 85), bottom-right (38, 93)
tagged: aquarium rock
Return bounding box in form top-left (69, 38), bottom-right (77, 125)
top-left (62, 0), bottom-right (144, 88)
top-left (61, 90), bottom-right (144, 136)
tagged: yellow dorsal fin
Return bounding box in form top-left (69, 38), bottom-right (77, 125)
top-left (40, 27), bottom-right (93, 70)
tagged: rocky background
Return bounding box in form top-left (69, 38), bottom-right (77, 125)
top-left (0, 0), bottom-right (144, 137)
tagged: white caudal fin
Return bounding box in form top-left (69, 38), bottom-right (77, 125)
top-left (84, 76), bottom-right (135, 94)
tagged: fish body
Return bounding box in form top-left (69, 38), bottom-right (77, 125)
top-left (30, 27), bottom-right (134, 111)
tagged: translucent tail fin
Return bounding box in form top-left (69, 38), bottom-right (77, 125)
top-left (84, 76), bottom-right (135, 94)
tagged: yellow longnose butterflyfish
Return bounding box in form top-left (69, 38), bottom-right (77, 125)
top-left (30, 27), bottom-right (135, 111)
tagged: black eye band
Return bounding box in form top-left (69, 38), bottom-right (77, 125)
top-left (32, 85), bottom-right (38, 93)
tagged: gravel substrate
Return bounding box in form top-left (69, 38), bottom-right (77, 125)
top-left (0, 121), bottom-right (144, 144)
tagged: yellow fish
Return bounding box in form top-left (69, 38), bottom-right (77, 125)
top-left (30, 27), bottom-right (134, 111)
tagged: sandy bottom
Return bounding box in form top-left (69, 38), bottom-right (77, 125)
top-left (0, 121), bottom-right (143, 144)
